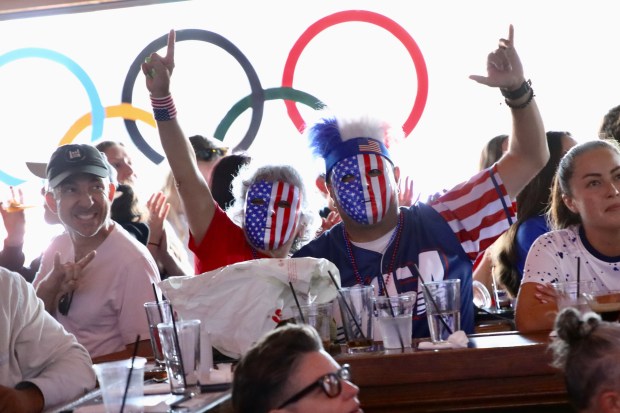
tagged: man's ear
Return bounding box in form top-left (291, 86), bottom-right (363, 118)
top-left (597, 390), bottom-right (620, 413)
top-left (108, 183), bottom-right (116, 202)
top-left (315, 175), bottom-right (328, 196)
top-left (393, 166), bottom-right (401, 184)
top-left (45, 191), bottom-right (58, 214)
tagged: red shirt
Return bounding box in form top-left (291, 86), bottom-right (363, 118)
top-left (189, 205), bottom-right (269, 274)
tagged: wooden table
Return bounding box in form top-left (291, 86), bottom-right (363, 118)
top-left (335, 331), bottom-right (571, 413)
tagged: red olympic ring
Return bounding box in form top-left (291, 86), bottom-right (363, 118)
top-left (282, 10), bottom-right (428, 136)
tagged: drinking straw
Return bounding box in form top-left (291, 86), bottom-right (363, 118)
top-left (120, 334), bottom-right (141, 413)
top-left (289, 281), bottom-right (306, 323)
top-left (377, 274), bottom-right (404, 350)
top-left (327, 270), bottom-right (367, 341)
top-left (152, 283), bottom-right (164, 322)
top-left (169, 303), bottom-right (187, 389)
top-left (413, 264), bottom-right (454, 336)
top-left (576, 257), bottom-right (581, 297)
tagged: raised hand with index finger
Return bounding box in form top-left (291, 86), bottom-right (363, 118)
top-left (142, 29), bottom-right (176, 98)
top-left (469, 25), bottom-right (525, 91)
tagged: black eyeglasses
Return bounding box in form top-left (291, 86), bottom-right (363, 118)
top-left (58, 290), bottom-right (74, 316)
top-left (277, 364), bottom-right (351, 409)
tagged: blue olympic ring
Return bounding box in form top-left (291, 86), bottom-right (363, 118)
top-left (0, 48), bottom-right (104, 185)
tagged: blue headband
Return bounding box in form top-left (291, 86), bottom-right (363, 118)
top-left (325, 137), bottom-right (392, 177)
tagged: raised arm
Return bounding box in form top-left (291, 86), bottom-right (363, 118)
top-left (141, 29), bottom-right (215, 245)
top-left (470, 25), bottom-right (548, 198)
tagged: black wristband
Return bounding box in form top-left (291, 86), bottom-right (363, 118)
top-left (500, 79), bottom-right (531, 100)
top-left (505, 88), bottom-right (535, 110)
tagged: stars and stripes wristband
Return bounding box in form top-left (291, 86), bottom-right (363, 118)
top-left (150, 94), bottom-right (177, 121)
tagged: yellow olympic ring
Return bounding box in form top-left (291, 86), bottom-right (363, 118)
top-left (60, 103), bottom-right (156, 145)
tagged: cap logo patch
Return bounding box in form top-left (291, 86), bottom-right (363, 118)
top-left (67, 149), bottom-right (85, 161)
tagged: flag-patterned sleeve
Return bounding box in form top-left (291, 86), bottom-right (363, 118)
top-left (429, 164), bottom-right (516, 261)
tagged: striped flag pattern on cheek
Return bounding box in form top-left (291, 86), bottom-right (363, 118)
top-left (265, 182), bottom-right (302, 250)
top-left (244, 180), bottom-right (272, 249)
top-left (359, 153), bottom-right (391, 224)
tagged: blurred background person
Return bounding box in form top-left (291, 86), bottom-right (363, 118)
top-left (474, 131), bottom-right (577, 298)
top-left (550, 307), bottom-right (620, 413)
top-left (97, 140), bottom-right (191, 277)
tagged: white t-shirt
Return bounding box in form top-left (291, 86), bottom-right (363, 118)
top-left (34, 224), bottom-right (161, 358)
top-left (0, 269), bottom-right (95, 409)
top-left (522, 225), bottom-right (620, 292)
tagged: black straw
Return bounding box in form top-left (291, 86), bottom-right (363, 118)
top-left (377, 273), bottom-right (404, 350)
top-left (413, 265), bottom-right (453, 336)
top-left (289, 281), bottom-right (305, 323)
top-left (169, 304), bottom-right (187, 389)
top-left (327, 270), bottom-right (367, 341)
top-left (120, 334), bottom-right (141, 413)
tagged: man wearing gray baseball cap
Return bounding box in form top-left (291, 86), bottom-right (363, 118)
top-left (33, 143), bottom-right (161, 362)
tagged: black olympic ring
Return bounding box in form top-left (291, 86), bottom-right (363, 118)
top-left (121, 29), bottom-right (265, 164)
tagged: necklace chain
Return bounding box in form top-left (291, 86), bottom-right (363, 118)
top-left (343, 211), bottom-right (404, 295)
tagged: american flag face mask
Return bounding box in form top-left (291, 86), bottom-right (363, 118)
top-left (244, 180), bottom-right (302, 251)
top-left (331, 153), bottom-right (393, 225)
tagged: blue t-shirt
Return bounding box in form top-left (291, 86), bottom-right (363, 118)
top-left (515, 215), bottom-right (549, 276)
top-left (294, 203), bottom-right (474, 338)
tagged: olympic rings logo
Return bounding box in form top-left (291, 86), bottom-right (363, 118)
top-left (0, 10), bottom-right (427, 185)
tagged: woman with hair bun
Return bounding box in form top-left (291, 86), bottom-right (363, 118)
top-left (550, 307), bottom-right (620, 413)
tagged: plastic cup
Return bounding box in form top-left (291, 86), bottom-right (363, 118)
top-left (552, 281), bottom-right (595, 313)
top-left (422, 279), bottom-right (461, 343)
top-left (143, 300), bottom-right (173, 367)
top-left (373, 292), bottom-right (416, 349)
top-left (92, 357), bottom-right (147, 413)
top-left (158, 319), bottom-right (201, 395)
top-left (337, 285), bottom-right (375, 352)
top-left (292, 302), bottom-right (334, 349)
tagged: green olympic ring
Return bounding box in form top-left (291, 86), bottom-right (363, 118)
top-left (214, 87), bottom-right (325, 142)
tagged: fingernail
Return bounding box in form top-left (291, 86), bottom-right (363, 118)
top-left (144, 56), bottom-right (151, 64)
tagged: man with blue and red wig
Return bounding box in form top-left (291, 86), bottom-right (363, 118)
top-left (294, 25), bottom-right (549, 338)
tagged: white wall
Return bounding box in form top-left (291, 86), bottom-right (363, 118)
top-left (0, 0), bottom-right (617, 256)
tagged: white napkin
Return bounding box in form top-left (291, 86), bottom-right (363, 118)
top-left (417, 330), bottom-right (469, 350)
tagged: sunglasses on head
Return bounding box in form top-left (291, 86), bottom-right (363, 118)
top-left (195, 147), bottom-right (228, 162)
top-left (277, 364), bottom-right (351, 409)
top-left (58, 290), bottom-right (74, 316)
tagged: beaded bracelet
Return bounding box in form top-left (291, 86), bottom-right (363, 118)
top-left (505, 88), bottom-right (535, 110)
top-left (150, 95), bottom-right (177, 121)
top-left (500, 79), bottom-right (532, 100)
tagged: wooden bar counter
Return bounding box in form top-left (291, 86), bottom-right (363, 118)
top-left (334, 331), bottom-right (571, 413)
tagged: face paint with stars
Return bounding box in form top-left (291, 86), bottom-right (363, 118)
top-left (244, 180), bottom-right (302, 250)
top-left (331, 153), bottom-right (392, 225)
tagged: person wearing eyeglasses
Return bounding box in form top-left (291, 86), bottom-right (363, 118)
top-left (142, 31), bottom-right (317, 274)
top-left (232, 324), bottom-right (362, 413)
